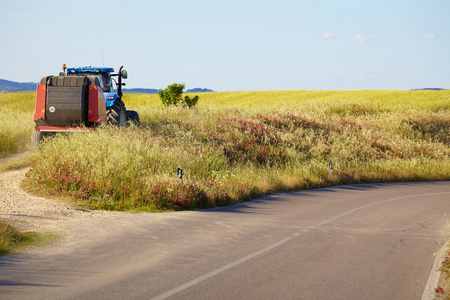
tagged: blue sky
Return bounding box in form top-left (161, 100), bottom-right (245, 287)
top-left (1, 0), bottom-right (449, 91)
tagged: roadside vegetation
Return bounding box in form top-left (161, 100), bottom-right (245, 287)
top-left (0, 221), bottom-right (57, 255)
top-left (0, 89), bottom-right (446, 211)
top-left (0, 221), bottom-right (32, 255)
top-left (436, 246), bottom-right (450, 298)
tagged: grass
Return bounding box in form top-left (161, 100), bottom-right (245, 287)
top-left (0, 92), bottom-right (35, 157)
top-left (4, 89), bottom-right (445, 212)
top-left (0, 221), bottom-right (58, 255)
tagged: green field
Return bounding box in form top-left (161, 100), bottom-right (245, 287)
top-left (1, 90), bottom-right (449, 212)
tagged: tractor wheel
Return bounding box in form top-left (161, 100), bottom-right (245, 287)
top-left (107, 99), bottom-right (126, 126)
top-left (31, 130), bottom-right (43, 147)
top-left (126, 110), bottom-right (140, 126)
top-left (31, 131), bottom-right (54, 147)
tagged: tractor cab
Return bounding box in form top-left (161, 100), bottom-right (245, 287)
top-left (62, 65), bottom-right (128, 107)
top-left (64, 66), bottom-right (115, 92)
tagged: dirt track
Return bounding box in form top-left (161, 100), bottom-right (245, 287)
top-left (0, 167), bottom-right (124, 238)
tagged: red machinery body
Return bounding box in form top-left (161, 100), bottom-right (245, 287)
top-left (33, 75), bottom-right (107, 134)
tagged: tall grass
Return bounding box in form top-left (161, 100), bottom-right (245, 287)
top-left (0, 91), bottom-right (36, 111)
top-left (0, 109), bottom-right (35, 157)
top-left (0, 221), bottom-right (38, 255)
top-left (23, 90), bottom-right (450, 211)
top-left (0, 92), bottom-right (35, 157)
top-left (0, 220), bottom-right (58, 255)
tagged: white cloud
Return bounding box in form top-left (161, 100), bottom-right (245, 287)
top-left (422, 33), bottom-right (436, 39)
top-left (354, 34), bottom-right (373, 45)
top-left (322, 32), bottom-right (333, 39)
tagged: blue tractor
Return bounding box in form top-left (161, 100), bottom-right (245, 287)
top-left (32, 65), bottom-right (139, 145)
top-left (63, 65), bottom-right (139, 125)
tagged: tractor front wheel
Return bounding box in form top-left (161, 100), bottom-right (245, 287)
top-left (107, 99), bottom-right (126, 126)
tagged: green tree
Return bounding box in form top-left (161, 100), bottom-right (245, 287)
top-left (158, 83), bottom-right (199, 108)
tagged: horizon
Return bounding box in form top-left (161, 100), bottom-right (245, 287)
top-left (0, 77), bottom-right (447, 93)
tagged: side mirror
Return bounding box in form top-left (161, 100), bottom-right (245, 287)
top-left (121, 70), bottom-right (128, 79)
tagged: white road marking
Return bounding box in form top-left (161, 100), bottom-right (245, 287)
top-left (315, 192), bottom-right (450, 227)
top-left (151, 191), bottom-right (450, 300)
top-left (422, 242), bottom-right (448, 300)
top-left (150, 237), bottom-right (292, 300)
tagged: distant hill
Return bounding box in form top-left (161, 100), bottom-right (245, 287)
top-left (410, 88), bottom-right (447, 91)
top-left (0, 79), bottom-right (37, 92)
top-left (186, 88), bottom-right (214, 93)
top-left (123, 87), bottom-right (214, 94)
top-left (0, 79), bottom-right (214, 94)
top-left (123, 88), bottom-right (159, 94)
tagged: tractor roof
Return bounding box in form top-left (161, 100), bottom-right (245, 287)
top-left (66, 66), bottom-right (114, 73)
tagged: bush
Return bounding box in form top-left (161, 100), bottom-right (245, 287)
top-left (158, 83), bottom-right (199, 108)
top-left (184, 95), bottom-right (199, 108)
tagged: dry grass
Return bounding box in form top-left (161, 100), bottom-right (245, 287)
top-left (0, 92), bottom-right (35, 157)
top-left (1, 90), bottom-right (448, 211)
top-left (20, 89), bottom-right (450, 211)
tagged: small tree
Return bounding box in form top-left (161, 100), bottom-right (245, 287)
top-left (158, 83), bottom-right (199, 108)
top-left (184, 95), bottom-right (199, 108)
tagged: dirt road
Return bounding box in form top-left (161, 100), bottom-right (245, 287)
top-left (0, 168), bottom-right (125, 240)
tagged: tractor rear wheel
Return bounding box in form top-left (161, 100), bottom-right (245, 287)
top-left (107, 99), bottom-right (126, 126)
top-left (126, 110), bottom-right (140, 126)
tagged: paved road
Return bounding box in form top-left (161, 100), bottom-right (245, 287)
top-left (1, 182), bottom-right (450, 299)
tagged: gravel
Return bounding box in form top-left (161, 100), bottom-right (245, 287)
top-left (0, 167), bottom-right (123, 236)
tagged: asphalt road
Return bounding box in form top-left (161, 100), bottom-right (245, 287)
top-left (1, 182), bottom-right (450, 300)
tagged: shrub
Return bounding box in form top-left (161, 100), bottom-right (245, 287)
top-left (184, 95), bottom-right (199, 108)
top-left (158, 83), bottom-right (199, 108)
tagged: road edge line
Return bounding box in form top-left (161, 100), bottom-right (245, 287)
top-left (422, 242), bottom-right (448, 300)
